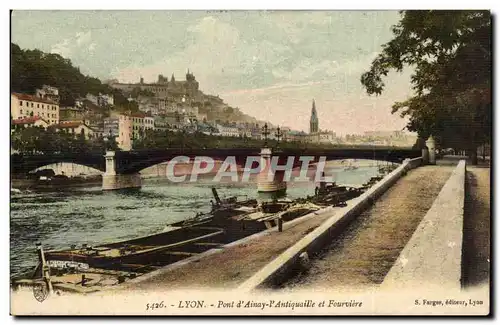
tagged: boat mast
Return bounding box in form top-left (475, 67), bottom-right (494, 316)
top-left (36, 243), bottom-right (53, 294)
top-left (211, 187), bottom-right (222, 205)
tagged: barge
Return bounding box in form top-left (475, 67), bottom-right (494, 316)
top-left (12, 182), bottom-right (374, 294)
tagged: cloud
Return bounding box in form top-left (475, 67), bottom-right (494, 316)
top-left (50, 31), bottom-right (93, 57)
top-left (50, 39), bottom-right (71, 57)
top-left (113, 16), bottom-right (292, 93)
top-left (75, 31), bottom-right (92, 46)
top-left (111, 12), bottom-right (386, 98)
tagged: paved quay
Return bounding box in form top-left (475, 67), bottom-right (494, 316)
top-left (118, 208), bottom-right (335, 291)
top-left (279, 165), bottom-right (454, 291)
top-left (113, 162), bottom-right (465, 292)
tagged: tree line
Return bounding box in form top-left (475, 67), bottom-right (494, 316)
top-left (11, 124), bottom-right (404, 156)
top-left (10, 125), bottom-right (119, 155)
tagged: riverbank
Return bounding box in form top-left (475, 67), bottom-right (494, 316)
top-left (11, 176), bottom-right (103, 191)
top-left (113, 164), bottom-right (453, 293)
top-left (115, 208), bottom-right (335, 292)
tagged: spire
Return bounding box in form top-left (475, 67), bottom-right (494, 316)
top-left (310, 99), bottom-right (318, 122)
top-left (186, 69), bottom-right (195, 81)
top-left (310, 99), bottom-right (318, 134)
top-left (171, 73), bottom-right (175, 83)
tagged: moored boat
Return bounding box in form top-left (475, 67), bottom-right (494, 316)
top-left (34, 225), bottom-right (225, 274)
top-left (12, 183), bottom-right (367, 293)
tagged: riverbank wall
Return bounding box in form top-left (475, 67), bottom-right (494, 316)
top-left (380, 160), bottom-right (466, 291)
top-left (238, 157), bottom-right (423, 291)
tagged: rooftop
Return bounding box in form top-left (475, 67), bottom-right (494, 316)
top-left (60, 106), bottom-right (83, 111)
top-left (12, 93), bottom-right (58, 105)
top-left (55, 121), bottom-right (91, 129)
top-left (11, 116), bottom-right (48, 125)
top-left (121, 112), bottom-right (150, 118)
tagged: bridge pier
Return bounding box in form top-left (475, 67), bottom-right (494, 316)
top-left (102, 151), bottom-right (142, 191)
top-left (257, 148), bottom-right (287, 195)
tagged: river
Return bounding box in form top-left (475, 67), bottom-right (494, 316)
top-left (10, 160), bottom-right (391, 280)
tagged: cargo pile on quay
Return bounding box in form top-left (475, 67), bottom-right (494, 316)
top-left (12, 165), bottom-right (398, 294)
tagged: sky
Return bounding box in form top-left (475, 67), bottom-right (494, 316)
top-left (11, 10), bottom-right (415, 135)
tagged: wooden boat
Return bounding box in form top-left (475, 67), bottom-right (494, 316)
top-left (261, 200), bottom-right (291, 214)
top-left (237, 201), bottom-right (321, 229)
top-left (363, 175), bottom-right (384, 188)
top-left (378, 164), bottom-right (397, 175)
top-left (33, 225), bottom-right (225, 274)
top-left (314, 181), bottom-right (365, 206)
top-left (208, 187), bottom-right (258, 218)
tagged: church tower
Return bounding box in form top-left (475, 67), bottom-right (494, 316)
top-left (310, 99), bottom-right (319, 134)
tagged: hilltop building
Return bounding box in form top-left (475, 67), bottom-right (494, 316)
top-left (35, 85), bottom-right (60, 104)
top-left (109, 70), bottom-right (199, 99)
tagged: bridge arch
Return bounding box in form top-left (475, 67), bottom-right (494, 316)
top-left (115, 149), bottom-right (260, 174)
top-left (10, 153), bottom-right (106, 175)
top-left (33, 162), bottom-right (103, 177)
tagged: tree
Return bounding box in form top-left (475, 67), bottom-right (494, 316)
top-left (361, 11), bottom-right (491, 164)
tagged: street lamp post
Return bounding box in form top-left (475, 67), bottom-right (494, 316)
top-left (262, 123), bottom-right (270, 147)
top-left (275, 126), bottom-right (282, 148)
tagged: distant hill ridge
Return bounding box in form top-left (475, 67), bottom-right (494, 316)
top-left (11, 43), bottom-right (263, 125)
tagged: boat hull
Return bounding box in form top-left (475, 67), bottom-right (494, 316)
top-left (44, 226), bottom-right (225, 272)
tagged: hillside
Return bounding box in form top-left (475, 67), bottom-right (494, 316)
top-left (196, 94), bottom-right (259, 125)
top-left (10, 43), bottom-right (134, 109)
top-left (11, 43), bottom-right (262, 125)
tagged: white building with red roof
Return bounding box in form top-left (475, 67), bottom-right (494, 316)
top-left (54, 121), bottom-right (95, 140)
top-left (11, 92), bottom-right (60, 125)
top-left (11, 116), bottom-right (49, 130)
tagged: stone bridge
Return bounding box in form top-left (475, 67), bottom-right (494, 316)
top-left (11, 147), bottom-right (421, 190)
